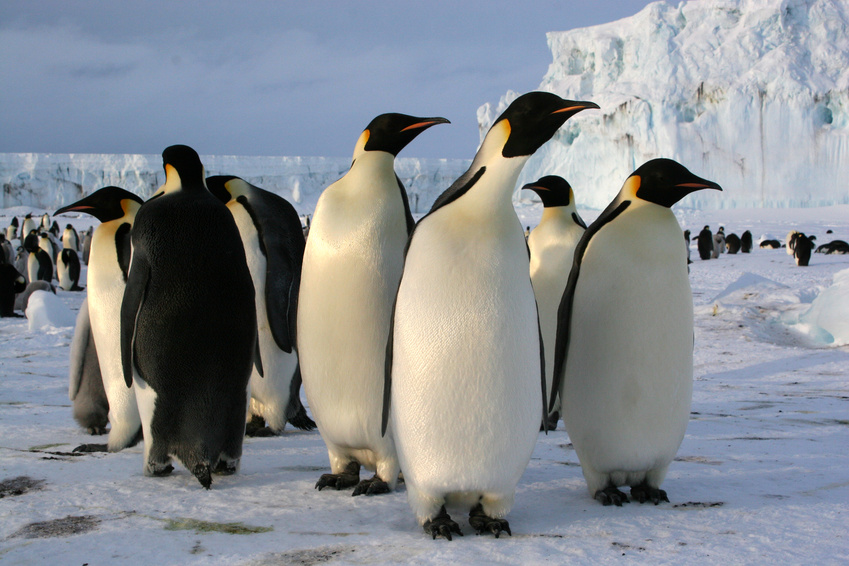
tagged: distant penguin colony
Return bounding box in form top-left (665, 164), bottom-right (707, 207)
top-left (23, 84), bottom-right (846, 541)
top-left (299, 113), bottom-right (448, 497)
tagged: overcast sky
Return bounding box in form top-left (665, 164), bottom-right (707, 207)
top-left (1, 1), bottom-right (655, 159)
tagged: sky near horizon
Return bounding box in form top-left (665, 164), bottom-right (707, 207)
top-left (1, 1), bottom-right (655, 160)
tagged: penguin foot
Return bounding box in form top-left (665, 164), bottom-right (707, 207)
top-left (541, 411), bottom-right (560, 432)
top-left (193, 464), bottom-right (212, 489)
top-left (630, 483), bottom-right (669, 505)
top-left (213, 459), bottom-right (238, 475)
top-left (315, 461), bottom-right (360, 491)
top-left (286, 405), bottom-right (317, 431)
top-left (85, 426), bottom-right (108, 436)
top-left (594, 486), bottom-right (630, 506)
top-left (72, 443), bottom-right (108, 453)
top-left (149, 463), bottom-right (174, 477)
top-left (245, 415), bottom-right (275, 437)
top-left (351, 476), bottom-right (390, 496)
top-left (469, 503), bottom-right (511, 538)
top-left (424, 506), bottom-right (463, 541)
top-left (246, 425), bottom-right (277, 438)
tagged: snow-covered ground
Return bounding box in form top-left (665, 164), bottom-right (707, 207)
top-left (0, 201), bottom-right (846, 565)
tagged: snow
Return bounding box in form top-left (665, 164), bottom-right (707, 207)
top-left (481, 0), bottom-right (849, 210)
top-left (791, 267), bottom-right (849, 346)
top-left (1, 201), bottom-right (847, 565)
top-left (24, 290), bottom-right (76, 332)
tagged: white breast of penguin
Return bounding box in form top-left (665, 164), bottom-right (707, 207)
top-left (57, 253), bottom-right (71, 289)
top-left (562, 200), bottom-right (693, 473)
top-left (391, 181), bottom-right (542, 492)
top-left (226, 201), bottom-right (297, 420)
top-left (299, 150), bottom-right (409, 446)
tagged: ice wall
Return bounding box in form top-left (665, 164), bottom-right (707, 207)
top-left (0, 153), bottom-right (470, 214)
top-left (480, 0), bottom-right (849, 210)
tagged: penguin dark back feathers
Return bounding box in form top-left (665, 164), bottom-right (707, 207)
top-left (725, 233), bottom-right (741, 254)
top-left (495, 92), bottom-right (600, 158)
top-left (361, 114), bottom-right (450, 156)
top-left (741, 230), bottom-right (753, 252)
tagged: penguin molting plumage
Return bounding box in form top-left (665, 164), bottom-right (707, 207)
top-left (120, 145), bottom-right (257, 488)
top-left (298, 113), bottom-right (449, 496)
top-left (206, 175), bottom-right (315, 436)
top-left (56, 186), bottom-right (145, 452)
top-left (386, 92), bottom-right (599, 540)
top-left (523, 175), bottom-right (587, 431)
top-left (552, 158), bottom-right (721, 506)
top-left (69, 297), bottom-right (109, 435)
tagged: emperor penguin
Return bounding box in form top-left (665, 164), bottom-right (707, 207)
top-left (1, 234), bottom-right (14, 264)
top-left (57, 248), bottom-right (83, 291)
top-left (786, 230), bottom-right (800, 255)
top-left (82, 228), bottom-right (93, 264)
top-left (21, 214), bottom-right (36, 239)
top-left (63, 224), bottom-right (81, 251)
top-left (741, 230), bottom-right (753, 253)
top-left (298, 113), bottom-right (449, 496)
top-left (120, 144), bottom-right (257, 489)
top-left (206, 175), bottom-right (315, 435)
top-left (6, 217), bottom-right (18, 241)
top-left (24, 232), bottom-right (53, 283)
top-left (697, 226), bottom-right (713, 260)
top-left (711, 226), bottom-right (725, 259)
top-left (725, 233), bottom-right (741, 254)
top-left (522, 175), bottom-right (586, 430)
top-left (55, 186), bottom-right (144, 452)
top-left (40, 212), bottom-right (51, 231)
top-left (551, 158), bottom-right (721, 506)
top-left (69, 296), bottom-right (109, 434)
top-left (38, 231), bottom-right (57, 267)
top-left (0, 263), bottom-right (27, 317)
top-left (386, 92), bottom-right (599, 540)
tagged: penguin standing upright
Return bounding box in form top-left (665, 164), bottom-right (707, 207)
top-left (21, 214), bottom-right (36, 239)
top-left (711, 226), bottom-right (725, 259)
top-left (5, 217), bottom-right (18, 241)
top-left (1, 234), bottom-right (14, 264)
top-left (38, 231), bottom-right (57, 268)
top-left (81, 228), bottom-right (93, 264)
top-left (120, 145), bottom-right (257, 488)
top-left (69, 297), bottom-right (109, 434)
top-left (741, 230), bottom-right (753, 253)
top-left (57, 248), bottom-right (83, 291)
top-left (298, 113), bottom-right (449, 496)
top-left (786, 230), bottom-right (800, 256)
top-left (206, 175), bottom-right (315, 435)
top-left (63, 224), bottom-right (81, 251)
top-left (40, 213), bottom-right (51, 231)
top-left (522, 175), bottom-right (586, 430)
top-left (725, 233), bottom-right (741, 254)
top-left (552, 158), bottom-right (721, 506)
top-left (386, 92), bottom-right (599, 540)
top-left (24, 232), bottom-right (53, 283)
top-left (55, 187), bottom-right (144, 452)
top-left (697, 226), bottom-right (713, 260)
top-left (684, 229), bottom-right (692, 264)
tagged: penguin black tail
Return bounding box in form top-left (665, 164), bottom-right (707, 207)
top-left (193, 463), bottom-right (212, 489)
top-left (286, 399), bottom-right (317, 431)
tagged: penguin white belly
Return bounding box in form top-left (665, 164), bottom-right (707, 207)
top-left (87, 227), bottom-right (141, 451)
top-left (391, 214), bottom-right (541, 521)
top-left (562, 204), bottom-right (693, 494)
top-left (57, 254), bottom-right (71, 290)
top-left (27, 253), bottom-right (39, 283)
top-left (529, 220), bottom-right (583, 416)
top-left (228, 204), bottom-right (297, 432)
top-left (298, 181), bottom-right (406, 475)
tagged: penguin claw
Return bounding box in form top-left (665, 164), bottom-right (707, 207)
top-left (630, 483), bottom-right (669, 505)
top-left (469, 503), bottom-right (511, 538)
top-left (352, 476), bottom-right (390, 496)
top-left (594, 486), bottom-right (630, 506)
top-left (424, 507), bottom-right (463, 541)
top-left (72, 443), bottom-right (108, 453)
top-left (193, 464), bottom-right (212, 489)
top-left (315, 461), bottom-right (360, 491)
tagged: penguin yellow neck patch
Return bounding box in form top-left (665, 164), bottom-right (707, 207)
top-left (622, 175), bottom-right (641, 200)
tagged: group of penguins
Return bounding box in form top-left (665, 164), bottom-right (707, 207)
top-left (6, 91), bottom-right (734, 541)
top-left (0, 213), bottom-right (96, 317)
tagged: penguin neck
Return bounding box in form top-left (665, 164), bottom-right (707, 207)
top-left (540, 205), bottom-right (574, 227)
top-left (347, 149), bottom-right (397, 196)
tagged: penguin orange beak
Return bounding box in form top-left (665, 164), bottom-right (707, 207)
top-left (551, 101), bottom-right (600, 115)
top-left (676, 182), bottom-right (723, 191)
top-left (401, 117), bottom-right (451, 132)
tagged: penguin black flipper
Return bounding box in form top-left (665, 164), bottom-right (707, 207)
top-left (395, 175), bottom-right (415, 234)
top-left (382, 295), bottom-right (399, 437)
top-left (115, 223), bottom-right (133, 282)
top-left (120, 250), bottom-right (151, 388)
top-left (285, 363), bottom-right (316, 431)
top-left (237, 186), bottom-right (304, 354)
top-left (550, 199), bottom-right (631, 412)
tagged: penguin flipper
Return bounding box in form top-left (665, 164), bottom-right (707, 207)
top-left (68, 297), bottom-right (92, 401)
top-left (120, 252), bottom-right (151, 388)
top-left (238, 190), bottom-right (304, 354)
top-left (285, 364), bottom-right (316, 431)
top-left (381, 295), bottom-right (399, 438)
top-left (395, 175), bottom-right (415, 234)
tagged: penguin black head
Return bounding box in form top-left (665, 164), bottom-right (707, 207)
top-left (159, 144), bottom-right (206, 194)
top-left (626, 158), bottom-right (722, 208)
top-left (358, 113), bottom-right (450, 157)
top-left (65, 223), bottom-right (74, 230)
top-left (493, 92), bottom-right (599, 158)
top-left (55, 186), bottom-right (144, 223)
top-left (521, 175), bottom-right (574, 208)
top-left (10, 217), bottom-right (19, 227)
top-left (206, 175), bottom-right (241, 204)
top-left (23, 232), bottom-right (40, 253)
